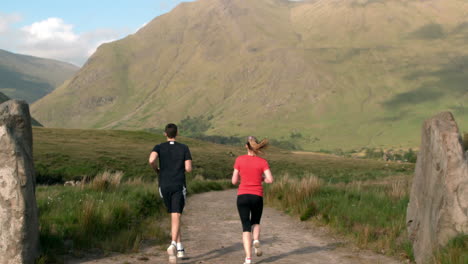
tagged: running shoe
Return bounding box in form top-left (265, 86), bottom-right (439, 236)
top-left (253, 240), bottom-right (262, 257)
top-left (167, 244), bottom-right (177, 263)
top-left (177, 248), bottom-right (185, 258)
top-left (243, 257), bottom-right (252, 264)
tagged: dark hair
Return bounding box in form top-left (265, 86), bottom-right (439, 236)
top-left (165, 123), bottom-right (178, 138)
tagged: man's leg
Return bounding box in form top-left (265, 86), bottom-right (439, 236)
top-left (171, 213), bottom-right (181, 242)
top-left (172, 188), bottom-right (186, 258)
top-left (177, 227), bottom-right (182, 243)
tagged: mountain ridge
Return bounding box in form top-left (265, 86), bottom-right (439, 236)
top-left (31, 0), bottom-right (468, 149)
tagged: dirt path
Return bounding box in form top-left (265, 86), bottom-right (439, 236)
top-left (69, 189), bottom-right (402, 264)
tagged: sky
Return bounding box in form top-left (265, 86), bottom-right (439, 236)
top-left (0, 0), bottom-right (193, 66)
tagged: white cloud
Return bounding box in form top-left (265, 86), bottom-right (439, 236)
top-left (22, 18), bottom-right (78, 43)
top-left (0, 14), bottom-right (133, 66)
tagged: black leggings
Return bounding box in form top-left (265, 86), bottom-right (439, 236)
top-left (237, 194), bottom-right (263, 232)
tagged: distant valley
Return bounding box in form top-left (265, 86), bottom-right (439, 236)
top-left (0, 49), bottom-right (78, 103)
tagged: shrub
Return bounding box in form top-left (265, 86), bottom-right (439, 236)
top-left (89, 170), bottom-right (123, 191)
top-left (179, 115), bottom-right (211, 135)
top-left (265, 174), bottom-right (321, 219)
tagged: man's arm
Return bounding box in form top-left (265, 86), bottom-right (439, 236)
top-left (184, 145), bottom-right (193, 172)
top-left (263, 169), bottom-right (274, 183)
top-left (232, 169), bottom-right (240, 185)
top-left (185, 159), bottom-right (192, 172)
top-left (148, 151), bottom-right (159, 173)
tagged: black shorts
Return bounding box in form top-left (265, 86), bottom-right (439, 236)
top-left (237, 194), bottom-right (263, 232)
top-left (160, 186), bottom-right (186, 213)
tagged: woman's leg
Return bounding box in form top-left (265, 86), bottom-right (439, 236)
top-left (252, 224), bottom-right (261, 241)
top-left (242, 232), bottom-right (252, 259)
top-left (250, 196), bottom-right (264, 256)
top-left (237, 195), bottom-right (253, 260)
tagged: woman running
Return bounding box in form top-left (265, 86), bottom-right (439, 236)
top-left (232, 136), bottom-right (274, 264)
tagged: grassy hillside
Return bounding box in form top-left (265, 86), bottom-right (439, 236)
top-left (33, 127), bottom-right (413, 184)
top-left (0, 49), bottom-right (78, 103)
top-left (32, 0), bottom-right (468, 150)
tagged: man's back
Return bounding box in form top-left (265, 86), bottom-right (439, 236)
top-left (153, 141), bottom-right (192, 188)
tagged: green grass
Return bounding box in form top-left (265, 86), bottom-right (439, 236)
top-left (33, 127), bottom-right (240, 183)
top-left (36, 178), bottom-right (231, 263)
top-left (265, 173), bottom-right (414, 261)
top-left (432, 234), bottom-right (468, 264)
top-left (33, 127), bottom-right (413, 184)
top-left (37, 182), bottom-right (166, 256)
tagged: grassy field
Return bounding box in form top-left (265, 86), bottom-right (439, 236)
top-left (33, 127), bottom-right (465, 263)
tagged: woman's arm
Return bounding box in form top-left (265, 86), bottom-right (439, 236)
top-left (232, 169), bottom-right (240, 185)
top-left (263, 169), bottom-right (274, 183)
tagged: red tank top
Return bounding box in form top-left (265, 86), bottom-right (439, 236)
top-left (234, 155), bottom-right (270, 197)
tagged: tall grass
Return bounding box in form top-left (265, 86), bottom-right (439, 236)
top-left (88, 170), bottom-right (124, 191)
top-left (432, 234), bottom-right (468, 264)
top-left (265, 174), bottom-right (322, 221)
top-left (37, 178), bottom-right (231, 263)
top-left (265, 173), bottom-right (414, 260)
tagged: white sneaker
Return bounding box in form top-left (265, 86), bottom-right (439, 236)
top-left (177, 249), bottom-right (185, 258)
top-left (253, 240), bottom-right (262, 257)
top-left (167, 244), bottom-right (177, 263)
top-left (244, 257), bottom-right (252, 264)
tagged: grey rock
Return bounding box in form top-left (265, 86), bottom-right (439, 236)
top-left (0, 100), bottom-right (39, 264)
top-left (407, 112), bottom-right (468, 263)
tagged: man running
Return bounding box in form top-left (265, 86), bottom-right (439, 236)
top-left (149, 123), bottom-right (192, 263)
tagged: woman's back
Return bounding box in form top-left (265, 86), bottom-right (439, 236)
top-left (234, 155), bottom-right (269, 196)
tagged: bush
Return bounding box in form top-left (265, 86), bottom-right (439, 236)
top-left (179, 115), bottom-right (211, 136)
top-left (265, 174), bottom-right (321, 219)
top-left (89, 170), bottom-right (123, 191)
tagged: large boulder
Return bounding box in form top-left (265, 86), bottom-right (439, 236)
top-left (0, 100), bottom-right (39, 264)
top-left (407, 112), bottom-right (468, 263)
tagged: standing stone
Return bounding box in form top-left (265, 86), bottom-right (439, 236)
top-left (0, 100), bottom-right (39, 264)
top-left (406, 112), bottom-right (468, 263)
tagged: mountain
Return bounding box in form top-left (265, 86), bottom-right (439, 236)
top-left (0, 91), bottom-right (42, 126)
top-left (31, 0), bottom-right (468, 150)
top-left (0, 49), bottom-right (79, 103)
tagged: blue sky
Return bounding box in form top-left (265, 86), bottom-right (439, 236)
top-left (0, 0), bottom-right (193, 65)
